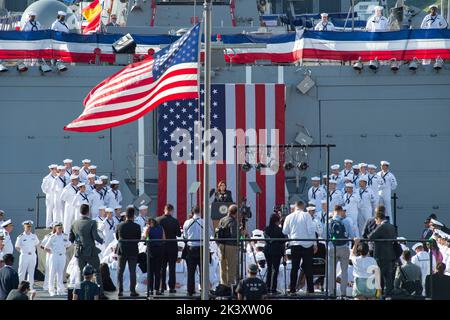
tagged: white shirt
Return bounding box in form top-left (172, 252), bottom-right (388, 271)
top-left (105, 188), bottom-right (122, 208)
top-left (282, 210), bottom-right (316, 247)
top-left (3, 231), bottom-right (14, 254)
top-left (366, 15), bottom-right (389, 32)
top-left (15, 232), bottom-right (40, 254)
top-left (308, 186), bottom-right (326, 209)
top-left (377, 170), bottom-right (397, 193)
top-left (89, 189), bottom-right (105, 218)
top-left (79, 167), bottom-right (91, 183)
top-left (135, 215), bottom-right (147, 232)
top-left (421, 14), bottom-right (448, 29)
top-left (22, 20), bottom-right (41, 31)
top-left (412, 250), bottom-right (436, 284)
top-left (45, 233), bottom-right (71, 255)
top-left (350, 253), bottom-right (378, 278)
top-left (314, 21), bottom-right (335, 31)
top-left (41, 173), bottom-right (57, 199)
top-left (183, 214), bottom-right (204, 247)
top-left (51, 19), bottom-right (69, 33)
top-left (328, 189), bottom-right (344, 211)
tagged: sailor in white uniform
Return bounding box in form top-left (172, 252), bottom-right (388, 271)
top-left (45, 221), bottom-right (71, 296)
top-left (79, 159), bottom-right (91, 182)
top-left (135, 205), bottom-right (148, 233)
top-left (72, 183), bottom-right (90, 220)
top-left (377, 161), bottom-right (397, 221)
top-left (308, 176), bottom-right (325, 209)
top-left (51, 166), bottom-right (67, 224)
top-left (62, 159), bottom-right (73, 180)
top-left (22, 11), bottom-right (41, 31)
top-left (72, 166), bottom-right (80, 178)
top-left (100, 175), bottom-right (110, 195)
top-left (357, 176), bottom-right (377, 235)
top-left (255, 251), bottom-right (268, 282)
top-left (100, 208), bottom-right (116, 248)
top-left (41, 164), bottom-right (58, 228)
top-left (341, 159), bottom-right (354, 181)
top-left (86, 173), bottom-right (97, 194)
top-left (330, 164), bottom-right (344, 190)
top-left (174, 242), bottom-right (187, 292)
top-left (351, 164), bottom-right (360, 190)
top-left (90, 180), bottom-right (106, 219)
top-left (358, 163), bottom-right (368, 180)
top-left (411, 242), bottom-right (436, 293)
top-left (278, 248), bottom-right (293, 293)
top-left (328, 179), bottom-right (344, 212)
top-left (367, 164), bottom-right (382, 209)
top-left (0, 210), bottom-right (4, 229)
top-left (105, 180), bottom-right (122, 209)
top-left (51, 11), bottom-right (69, 33)
top-left (421, 5), bottom-right (448, 29)
top-left (40, 223), bottom-right (55, 291)
top-left (341, 176), bottom-right (353, 194)
top-left (60, 174), bottom-right (79, 234)
top-left (95, 206), bottom-right (107, 225)
top-left (343, 183), bottom-right (361, 237)
top-left (314, 13), bottom-right (335, 31)
top-left (366, 6), bottom-right (389, 32)
top-left (15, 220), bottom-right (40, 289)
top-left (321, 175), bottom-right (329, 193)
top-left (89, 165), bottom-right (99, 180)
top-left (1, 219), bottom-right (14, 254)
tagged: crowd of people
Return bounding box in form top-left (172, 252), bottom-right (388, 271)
top-left (0, 157), bottom-right (450, 300)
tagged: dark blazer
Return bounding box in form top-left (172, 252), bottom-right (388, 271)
top-left (425, 273), bottom-right (450, 300)
top-left (0, 265), bottom-right (19, 300)
top-left (264, 224), bottom-right (286, 256)
top-left (362, 218), bottom-right (377, 239)
top-left (214, 190), bottom-right (233, 203)
top-left (115, 220), bottom-right (141, 257)
top-left (156, 214), bottom-right (181, 250)
top-left (69, 216), bottom-right (103, 257)
top-left (368, 221), bottom-right (397, 261)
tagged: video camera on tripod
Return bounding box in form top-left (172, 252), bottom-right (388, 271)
top-left (239, 197), bottom-right (252, 219)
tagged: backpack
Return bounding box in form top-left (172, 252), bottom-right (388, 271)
top-left (330, 219), bottom-right (348, 246)
top-left (216, 219), bottom-right (232, 244)
top-left (399, 267), bottom-right (423, 296)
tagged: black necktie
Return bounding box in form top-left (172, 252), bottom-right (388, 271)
top-left (59, 176), bottom-right (66, 187)
top-left (30, 21), bottom-right (38, 31)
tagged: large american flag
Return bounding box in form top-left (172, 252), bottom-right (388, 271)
top-left (64, 24), bottom-right (200, 132)
top-left (157, 84), bottom-right (286, 231)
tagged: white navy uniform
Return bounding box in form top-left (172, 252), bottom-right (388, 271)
top-left (328, 189), bottom-right (344, 213)
top-left (64, 168), bottom-right (72, 181)
top-left (60, 184), bottom-right (79, 234)
top-left (79, 167), bottom-right (91, 183)
top-left (314, 21), bottom-right (335, 31)
top-left (308, 186), bottom-right (326, 210)
top-left (86, 183), bottom-right (96, 194)
top-left (51, 175), bottom-right (67, 223)
top-left (15, 232), bottom-right (40, 289)
top-left (45, 233), bottom-right (71, 295)
top-left (376, 170), bottom-right (397, 219)
top-left (330, 173), bottom-right (344, 190)
top-left (340, 169), bottom-right (353, 181)
top-left (357, 187), bottom-right (377, 235)
top-left (351, 174), bottom-right (360, 191)
top-left (367, 173), bottom-right (382, 208)
top-left (71, 191), bottom-right (90, 221)
top-left (40, 232), bottom-right (53, 291)
top-left (51, 19), bottom-right (69, 33)
top-left (90, 189), bottom-right (105, 219)
top-left (41, 173), bottom-right (57, 228)
top-left (3, 230), bottom-right (14, 254)
top-left (421, 14), bottom-right (448, 29)
top-left (412, 251), bottom-right (436, 291)
top-left (366, 15), bottom-right (389, 32)
top-left (343, 192), bottom-right (361, 237)
top-left (113, 215), bottom-right (122, 226)
top-left (22, 20), bottom-right (41, 31)
top-left (135, 215), bottom-right (147, 233)
top-left (278, 260), bottom-right (293, 293)
top-left (99, 218), bottom-right (116, 248)
top-left (105, 188), bottom-right (122, 208)
top-left (174, 259), bottom-right (187, 291)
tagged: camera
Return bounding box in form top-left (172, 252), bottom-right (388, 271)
top-left (239, 198), bottom-right (252, 219)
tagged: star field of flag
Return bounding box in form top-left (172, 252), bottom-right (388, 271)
top-left (158, 84), bottom-right (226, 161)
top-left (152, 24), bottom-right (200, 81)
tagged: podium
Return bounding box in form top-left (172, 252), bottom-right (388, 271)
top-left (211, 202), bottom-right (233, 220)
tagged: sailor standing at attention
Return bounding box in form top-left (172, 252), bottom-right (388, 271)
top-left (60, 175), bottom-right (79, 234)
top-left (330, 164), bottom-right (344, 190)
top-left (22, 11), bottom-right (41, 31)
top-left (377, 161), bottom-right (397, 221)
top-left (314, 13), bottom-right (335, 31)
top-left (90, 180), bottom-right (106, 219)
top-left (86, 173), bottom-right (97, 194)
top-left (62, 159), bottom-right (73, 180)
top-left (105, 180), bottom-right (122, 209)
top-left (421, 5), bottom-right (448, 29)
top-left (15, 221), bottom-right (40, 289)
top-left (367, 164), bottom-right (382, 209)
top-left (341, 159), bottom-right (354, 181)
top-left (40, 223), bottom-right (56, 291)
top-left (79, 159), bottom-right (91, 183)
top-left (52, 165), bottom-right (68, 224)
top-left (308, 177), bottom-right (325, 209)
top-left (41, 164), bottom-right (58, 228)
top-left (343, 183), bottom-right (361, 237)
top-left (72, 182), bottom-right (90, 221)
top-left (51, 11), bottom-right (69, 33)
top-left (1, 219), bottom-right (14, 254)
top-left (366, 6), bottom-right (389, 32)
top-left (135, 205), bottom-right (148, 233)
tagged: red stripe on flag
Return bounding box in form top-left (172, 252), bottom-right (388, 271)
top-left (157, 161), bottom-right (167, 216)
top-left (275, 84), bottom-right (285, 206)
top-left (235, 84), bottom-right (246, 203)
top-left (216, 162), bottom-right (226, 191)
top-left (255, 84), bottom-right (267, 229)
top-left (177, 162), bottom-right (187, 225)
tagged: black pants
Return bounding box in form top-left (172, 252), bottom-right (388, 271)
top-left (186, 246), bottom-right (202, 295)
top-left (148, 246), bottom-right (163, 292)
top-left (266, 254), bottom-right (282, 292)
top-left (77, 255), bottom-right (103, 295)
top-left (377, 259), bottom-right (394, 295)
top-left (290, 245), bottom-right (314, 293)
top-left (117, 255), bottom-right (138, 293)
top-left (160, 245), bottom-right (177, 291)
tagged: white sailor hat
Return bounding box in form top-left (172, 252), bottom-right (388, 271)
top-left (87, 173), bottom-right (95, 179)
top-left (0, 210), bottom-right (4, 215)
top-left (48, 164), bottom-right (58, 169)
top-left (138, 205), bottom-right (148, 210)
top-left (252, 229), bottom-right (264, 238)
top-left (368, 164), bottom-right (377, 169)
top-left (22, 220), bottom-right (33, 226)
top-left (311, 176), bottom-right (320, 181)
top-left (306, 206), bottom-right (316, 211)
top-left (120, 212), bottom-right (127, 217)
top-left (52, 221), bottom-right (62, 228)
top-left (359, 176), bottom-right (368, 182)
top-left (126, 204), bottom-right (134, 209)
top-left (352, 164), bottom-right (359, 170)
top-left (77, 182), bottom-right (85, 187)
top-left (100, 175), bottom-right (108, 180)
top-left (1, 219), bottom-right (12, 228)
top-left (359, 163), bottom-right (367, 168)
top-left (98, 206), bottom-right (106, 210)
top-left (345, 183), bottom-right (354, 188)
top-left (374, 5), bottom-right (383, 11)
top-left (380, 161), bottom-right (390, 166)
top-left (114, 205), bottom-right (122, 210)
top-left (110, 180), bottom-right (120, 185)
top-left (28, 11), bottom-right (37, 16)
top-left (70, 174), bottom-right (79, 180)
top-left (412, 242), bottom-right (424, 251)
top-left (329, 179), bottom-right (337, 184)
top-left (95, 179), bottom-right (103, 185)
top-left (344, 159), bottom-right (353, 164)
top-left (331, 164), bottom-right (340, 170)
top-left (430, 218), bottom-right (444, 227)
top-left (105, 208), bottom-right (113, 213)
top-left (320, 12), bottom-right (328, 17)
top-left (72, 166), bottom-right (80, 171)
top-left (57, 165), bottom-right (65, 170)
top-left (429, 4), bottom-right (438, 9)
top-left (308, 201), bottom-right (316, 206)
top-left (58, 11), bottom-right (67, 16)
top-left (285, 248), bottom-right (292, 255)
top-left (255, 252), bottom-right (266, 261)
top-left (82, 159), bottom-right (91, 163)
top-left (63, 159), bottom-right (72, 164)
top-left (255, 242), bottom-right (265, 249)
top-left (88, 165), bottom-right (97, 170)
top-left (322, 175), bottom-right (329, 179)
top-left (397, 237), bottom-right (407, 241)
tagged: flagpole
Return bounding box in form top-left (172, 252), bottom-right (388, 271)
top-left (201, 0), bottom-right (212, 301)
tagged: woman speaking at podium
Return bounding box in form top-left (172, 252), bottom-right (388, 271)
top-left (214, 181), bottom-right (233, 203)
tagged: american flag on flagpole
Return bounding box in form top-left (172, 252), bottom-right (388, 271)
top-left (157, 83), bottom-right (286, 230)
top-left (64, 23), bottom-right (200, 132)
